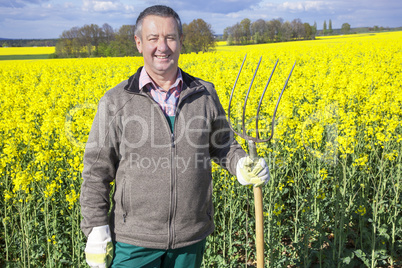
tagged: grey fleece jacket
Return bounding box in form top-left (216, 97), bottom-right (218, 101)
top-left (80, 67), bottom-right (246, 250)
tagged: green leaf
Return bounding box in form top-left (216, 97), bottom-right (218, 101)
top-left (354, 249), bottom-right (370, 267)
top-left (342, 256), bottom-right (351, 264)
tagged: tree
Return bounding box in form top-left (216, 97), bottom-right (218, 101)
top-left (328, 19), bottom-right (333, 35)
top-left (102, 23), bottom-right (115, 44)
top-left (56, 26), bottom-right (81, 57)
top-left (268, 18), bottom-right (283, 42)
top-left (79, 24), bottom-right (103, 56)
top-left (303, 23), bottom-right (312, 40)
top-left (96, 23), bottom-right (116, 57)
top-left (223, 27), bottom-right (230, 41)
top-left (225, 23), bottom-right (242, 45)
top-left (183, 19), bottom-right (215, 53)
top-left (312, 21), bottom-right (317, 38)
top-left (239, 18), bottom-right (251, 44)
top-left (251, 19), bottom-right (268, 44)
top-left (281, 21), bottom-right (292, 42)
top-left (341, 23), bottom-right (351, 34)
top-left (115, 25), bottom-right (137, 56)
top-left (291, 18), bottom-right (305, 40)
top-left (55, 23), bottom-right (139, 58)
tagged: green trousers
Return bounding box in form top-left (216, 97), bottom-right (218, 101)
top-left (110, 239), bottom-right (206, 268)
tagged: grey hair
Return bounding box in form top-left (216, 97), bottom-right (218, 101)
top-left (135, 5), bottom-right (183, 39)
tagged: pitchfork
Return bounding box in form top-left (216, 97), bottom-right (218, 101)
top-left (227, 55), bottom-right (296, 267)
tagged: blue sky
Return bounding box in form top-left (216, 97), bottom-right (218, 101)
top-left (0, 0), bottom-right (401, 39)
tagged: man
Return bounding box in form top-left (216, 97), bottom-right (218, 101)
top-left (80, 5), bottom-right (269, 268)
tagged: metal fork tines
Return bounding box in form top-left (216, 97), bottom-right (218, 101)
top-left (227, 54), bottom-right (296, 145)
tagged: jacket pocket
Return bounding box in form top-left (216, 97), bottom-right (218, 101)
top-left (120, 179), bottom-right (128, 222)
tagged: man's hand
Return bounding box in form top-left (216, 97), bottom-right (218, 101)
top-left (236, 156), bottom-right (270, 187)
top-left (85, 225), bottom-right (113, 268)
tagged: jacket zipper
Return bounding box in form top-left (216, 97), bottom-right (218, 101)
top-left (167, 89), bottom-right (204, 248)
top-left (121, 180), bottom-right (127, 222)
top-left (134, 92), bottom-right (177, 249)
top-left (168, 132), bottom-right (176, 249)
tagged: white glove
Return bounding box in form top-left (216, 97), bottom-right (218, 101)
top-left (85, 225), bottom-right (113, 268)
top-left (236, 156), bottom-right (270, 187)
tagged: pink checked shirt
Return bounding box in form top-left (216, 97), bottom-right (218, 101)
top-left (139, 67), bottom-right (183, 117)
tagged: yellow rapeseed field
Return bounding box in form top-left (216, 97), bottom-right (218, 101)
top-left (1, 32), bottom-right (401, 267)
top-left (0, 46), bottom-right (55, 55)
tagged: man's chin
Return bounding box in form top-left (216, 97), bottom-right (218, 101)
top-left (152, 64), bottom-right (177, 76)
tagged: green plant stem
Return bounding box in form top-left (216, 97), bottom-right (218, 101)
top-left (3, 169), bottom-right (10, 262)
top-left (390, 155), bottom-right (401, 267)
top-left (44, 199), bottom-right (51, 267)
top-left (370, 153), bottom-right (384, 268)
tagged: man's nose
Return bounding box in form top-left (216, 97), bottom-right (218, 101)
top-left (157, 38), bottom-right (168, 51)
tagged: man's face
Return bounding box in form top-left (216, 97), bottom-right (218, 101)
top-left (135, 15), bottom-right (182, 80)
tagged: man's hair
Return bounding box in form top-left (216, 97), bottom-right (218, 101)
top-left (135, 5), bottom-right (183, 39)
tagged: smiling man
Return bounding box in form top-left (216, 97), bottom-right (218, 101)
top-left (80, 5), bottom-right (269, 268)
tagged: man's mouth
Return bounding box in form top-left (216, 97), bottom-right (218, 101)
top-left (156, 55), bottom-right (169, 59)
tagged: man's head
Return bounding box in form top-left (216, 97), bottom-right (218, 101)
top-left (134, 5), bottom-right (183, 83)
top-left (135, 5), bottom-right (183, 40)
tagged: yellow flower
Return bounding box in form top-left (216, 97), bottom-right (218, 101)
top-left (44, 180), bottom-right (61, 199)
top-left (286, 177), bottom-right (294, 185)
top-left (278, 183), bottom-right (285, 192)
top-left (66, 189), bottom-right (80, 209)
top-left (4, 190), bottom-right (13, 202)
top-left (353, 154), bottom-right (369, 167)
top-left (273, 203), bottom-right (285, 216)
top-left (355, 205), bottom-right (366, 216)
top-left (319, 168), bottom-right (328, 180)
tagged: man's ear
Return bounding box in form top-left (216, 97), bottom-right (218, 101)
top-left (134, 35), bottom-right (142, 54)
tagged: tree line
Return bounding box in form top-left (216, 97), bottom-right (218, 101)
top-left (223, 18), bottom-right (317, 45)
top-left (52, 17), bottom-right (399, 58)
top-left (1, 39), bottom-right (57, 47)
top-left (1, 21), bottom-right (399, 51)
top-left (55, 23), bottom-right (137, 58)
top-left (321, 20), bottom-right (352, 35)
top-left (56, 17), bottom-right (318, 58)
top-left (54, 19), bottom-right (215, 58)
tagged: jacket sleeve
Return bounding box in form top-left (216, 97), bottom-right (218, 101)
top-left (208, 87), bottom-right (247, 175)
top-left (80, 94), bottom-right (120, 237)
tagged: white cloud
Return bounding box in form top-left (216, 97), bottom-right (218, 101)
top-left (63, 2), bottom-right (75, 8)
top-left (303, 1), bottom-right (326, 11)
top-left (281, 1), bottom-right (304, 12)
top-left (274, 1), bottom-right (329, 13)
top-left (82, 0), bottom-right (134, 13)
top-left (174, 0), bottom-right (262, 13)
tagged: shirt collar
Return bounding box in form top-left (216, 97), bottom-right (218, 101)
top-left (139, 67), bottom-right (183, 93)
